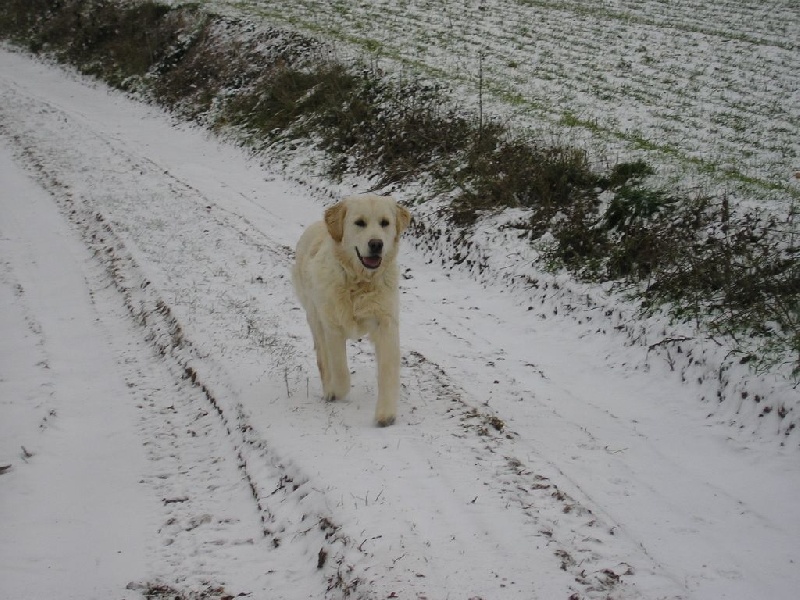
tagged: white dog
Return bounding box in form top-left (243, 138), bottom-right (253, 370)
top-left (292, 194), bottom-right (412, 426)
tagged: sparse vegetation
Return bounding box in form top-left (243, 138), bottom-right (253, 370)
top-left (127, 582), bottom-right (240, 600)
top-left (1, 0), bottom-right (797, 375)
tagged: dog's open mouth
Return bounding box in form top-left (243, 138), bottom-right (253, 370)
top-left (356, 248), bottom-right (382, 270)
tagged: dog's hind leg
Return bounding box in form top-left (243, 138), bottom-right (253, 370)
top-left (312, 336), bottom-right (327, 392)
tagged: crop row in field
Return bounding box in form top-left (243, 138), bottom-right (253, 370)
top-left (197, 0), bottom-right (800, 206)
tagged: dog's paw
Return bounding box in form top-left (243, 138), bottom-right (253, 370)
top-left (324, 378), bottom-right (350, 403)
top-left (375, 413), bottom-right (396, 427)
top-left (323, 387), bottom-right (349, 402)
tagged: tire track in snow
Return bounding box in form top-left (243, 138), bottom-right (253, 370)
top-left (0, 76), bottom-right (369, 597)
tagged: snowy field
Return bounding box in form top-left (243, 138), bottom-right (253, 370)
top-left (191, 0), bottom-right (800, 208)
top-left (1, 45), bottom-right (800, 599)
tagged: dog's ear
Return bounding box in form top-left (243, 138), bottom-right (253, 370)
top-left (325, 201), bottom-right (346, 243)
top-left (395, 203), bottom-right (411, 236)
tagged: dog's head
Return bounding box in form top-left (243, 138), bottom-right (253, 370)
top-left (325, 194), bottom-right (411, 275)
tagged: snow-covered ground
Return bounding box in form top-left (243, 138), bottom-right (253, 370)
top-left (1, 47), bottom-right (799, 600)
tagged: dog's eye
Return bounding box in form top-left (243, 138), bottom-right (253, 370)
top-left (354, 219), bottom-right (366, 228)
top-left (380, 219), bottom-right (390, 228)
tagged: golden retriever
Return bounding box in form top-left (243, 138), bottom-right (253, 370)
top-left (292, 194), bottom-right (412, 426)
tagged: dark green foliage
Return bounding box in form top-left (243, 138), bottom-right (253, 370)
top-left (644, 204), bottom-right (799, 371)
top-left (603, 186), bottom-right (676, 278)
top-left (602, 159), bottom-right (655, 189)
top-left (605, 186), bottom-right (674, 233)
top-left (455, 140), bottom-right (599, 225)
top-left (1, 0), bottom-right (182, 87)
top-left (223, 67), bottom-right (337, 137)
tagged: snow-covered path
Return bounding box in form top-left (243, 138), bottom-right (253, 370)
top-left (0, 136), bottom-right (157, 599)
top-left (1, 48), bottom-right (798, 599)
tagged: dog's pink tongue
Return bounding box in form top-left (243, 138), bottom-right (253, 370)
top-left (362, 256), bottom-right (381, 269)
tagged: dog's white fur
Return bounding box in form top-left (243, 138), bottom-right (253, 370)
top-left (292, 194), bottom-right (412, 426)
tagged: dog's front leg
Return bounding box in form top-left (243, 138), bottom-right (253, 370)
top-left (372, 319), bottom-right (400, 426)
top-left (323, 327), bottom-right (350, 402)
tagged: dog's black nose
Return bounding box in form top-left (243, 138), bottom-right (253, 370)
top-left (368, 239), bottom-right (383, 254)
